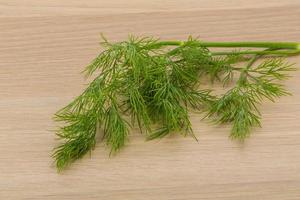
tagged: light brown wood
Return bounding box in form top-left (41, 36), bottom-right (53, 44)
top-left (1, 1), bottom-right (300, 199)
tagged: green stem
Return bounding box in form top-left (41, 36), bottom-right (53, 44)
top-left (211, 49), bottom-right (300, 56)
top-left (156, 41), bottom-right (300, 50)
top-left (238, 55), bottom-right (259, 85)
top-left (237, 48), bottom-right (273, 85)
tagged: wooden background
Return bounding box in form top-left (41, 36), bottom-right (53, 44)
top-left (1, 0), bottom-right (300, 199)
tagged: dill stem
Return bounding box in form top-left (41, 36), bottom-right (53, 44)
top-left (156, 41), bottom-right (300, 50)
top-left (211, 49), bottom-right (300, 56)
top-left (238, 48), bottom-right (274, 84)
top-left (198, 41), bottom-right (299, 49)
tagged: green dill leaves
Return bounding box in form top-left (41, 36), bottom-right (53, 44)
top-left (104, 104), bottom-right (130, 154)
top-left (205, 58), bottom-right (295, 140)
top-left (53, 35), bottom-right (298, 170)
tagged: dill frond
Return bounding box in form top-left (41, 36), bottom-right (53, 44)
top-left (205, 56), bottom-right (296, 140)
top-left (53, 35), bottom-right (299, 170)
top-left (104, 103), bottom-right (130, 154)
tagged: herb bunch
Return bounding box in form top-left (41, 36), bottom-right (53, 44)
top-left (53, 35), bottom-right (299, 170)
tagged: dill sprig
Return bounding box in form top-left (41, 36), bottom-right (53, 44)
top-left (53, 35), bottom-right (299, 170)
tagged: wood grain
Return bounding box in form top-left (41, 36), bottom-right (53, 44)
top-left (0, 1), bottom-right (300, 199)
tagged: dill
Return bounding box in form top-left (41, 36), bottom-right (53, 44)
top-left (53, 35), bottom-right (299, 170)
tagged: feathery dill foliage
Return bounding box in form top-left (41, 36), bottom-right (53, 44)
top-left (53, 35), bottom-right (298, 170)
top-left (206, 58), bottom-right (295, 139)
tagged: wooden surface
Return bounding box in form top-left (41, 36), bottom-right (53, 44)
top-left (1, 0), bottom-right (300, 199)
